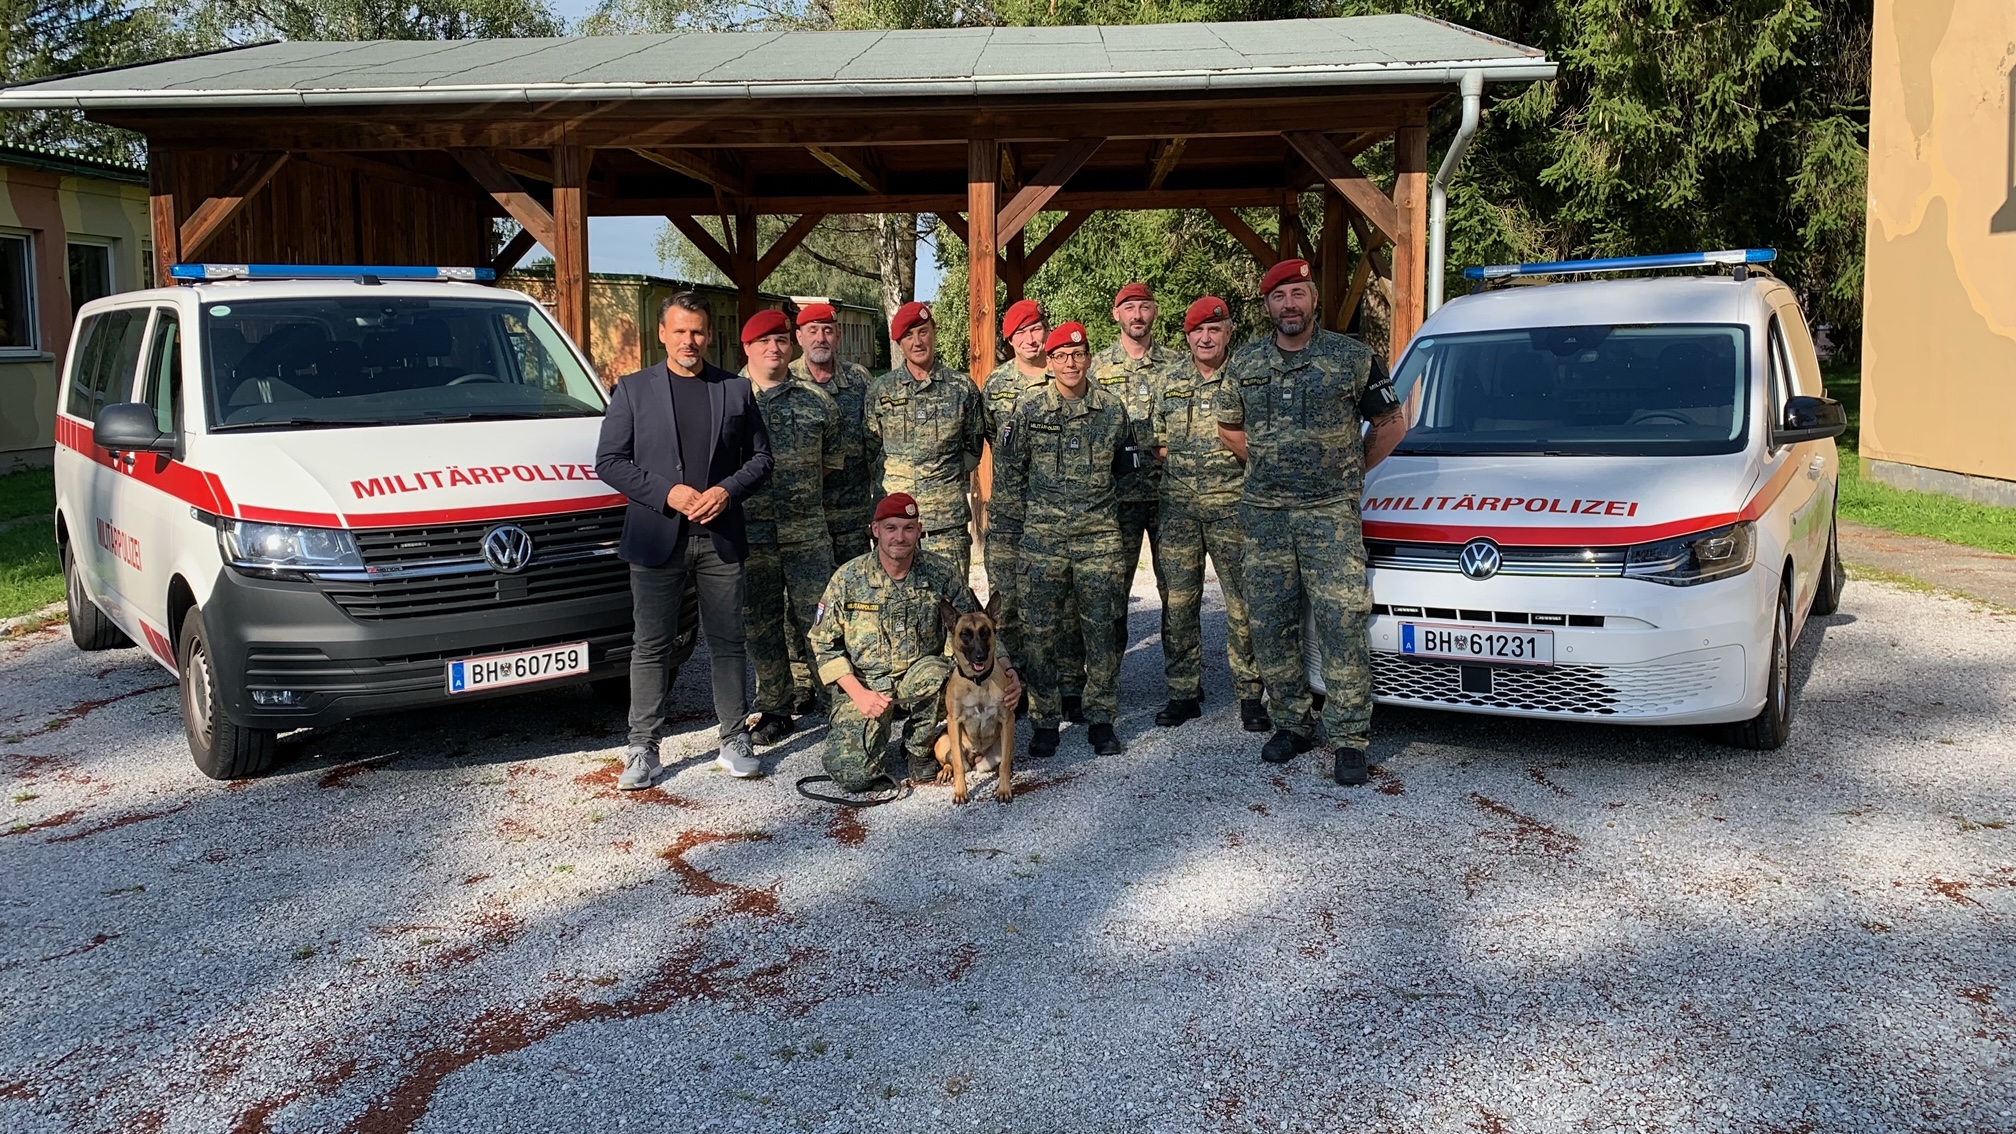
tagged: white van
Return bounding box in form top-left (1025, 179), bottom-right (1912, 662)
top-left (52, 265), bottom-right (692, 779)
top-left (1328, 250), bottom-right (1847, 749)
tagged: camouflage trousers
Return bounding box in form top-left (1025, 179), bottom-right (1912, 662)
top-left (826, 507), bottom-right (872, 571)
top-left (743, 537), bottom-right (836, 717)
top-left (1240, 500), bottom-right (1372, 748)
top-left (823, 655), bottom-right (952, 791)
top-left (921, 523), bottom-right (972, 586)
top-left (1115, 499), bottom-right (1167, 656)
top-left (1019, 528), bottom-right (1125, 728)
top-left (1156, 499), bottom-right (1262, 702)
top-left (982, 527), bottom-right (1081, 695)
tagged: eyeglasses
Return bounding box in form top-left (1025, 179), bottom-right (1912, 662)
top-left (1049, 349), bottom-right (1089, 362)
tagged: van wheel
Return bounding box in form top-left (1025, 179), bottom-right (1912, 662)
top-left (178, 608), bottom-right (277, 780)
top-left (63, 542), bottom-right (131, 651)
top-left (1718, 583), bottom-right (1792, 751)
top-left (1811, 507), bottom-right (1846, 617)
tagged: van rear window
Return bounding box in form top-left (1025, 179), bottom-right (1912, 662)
top-left (200, 296), bottom-right (605, 431)
top-left (1390, 325), bottom-right (1750, 457)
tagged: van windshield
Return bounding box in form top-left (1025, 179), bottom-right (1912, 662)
top-left (199, 296), bottom-right (604, 430)
top-left (1389, 324), bottom-right (1749, 457)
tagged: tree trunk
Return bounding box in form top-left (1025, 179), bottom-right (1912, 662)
top-left (875, 212), bottom-right (918, 318)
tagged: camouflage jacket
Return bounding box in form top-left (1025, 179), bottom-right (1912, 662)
top-left (1214, 328), bottom-right (1394, 510)
top-left (741, 375), bottom-right (844, 544)
top-left (865, 362), bottom-right (986, 529)
top-left (993, 382), bottom-right (1143, 540)
top-left (983, 360), bottom-right (1053, 532)
top-left (811, 549), bottom-right (979, 690)
top-left (1156, 356), bottom-right (1245, 516)
top-left (790, 356), bottom-right (875, 522)
top-left (1090, 339), bottom-right (1186, 504)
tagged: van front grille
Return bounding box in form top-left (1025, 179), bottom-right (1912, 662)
top-left (318, 507), bottom-right (628, 620)
top-left (1371, 652), bottom-right (1728, 717)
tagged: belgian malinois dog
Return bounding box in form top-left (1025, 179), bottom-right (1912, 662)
top-left (933, 591), bottom-right (1015, 804)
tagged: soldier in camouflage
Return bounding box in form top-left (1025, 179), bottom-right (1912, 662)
top-left (1153, 296), bottom-right (1267, 732)
top-left (1215, 259), bottom-right (1407, 786)
top-left (737, 310), bottom-right (843, 747)
top-left (866, 301), bottom-right (985, 583)
top-left (994, 321), bottom-right (1146, 758)
top-left (811, 493), bottom-right (1021, 792)
top-left (790, 303), bottom-right (875, 569)
top-left (1089, 282), bottom-right (1185, 669)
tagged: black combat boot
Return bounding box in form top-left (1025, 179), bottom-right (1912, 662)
top-left (1240, 698), bottom-right (1272, 733)
top-left (750, 712), bottom-right (794, 747)
top-left (1260, 729), bottom-right (1313, 764)
top-left (1154, 698), bottom-right (1201, 727)
top-left (1061, 695), bottom-right (1086, 724)
top-left (793, 688), bottom-right (827, 717)
top-left (1087, 723), bottom-right (1123, 755)
top-left (1333, 746), bottom-right (1370, 786)
top-left (1029, 726), bottom-right (1060, 758)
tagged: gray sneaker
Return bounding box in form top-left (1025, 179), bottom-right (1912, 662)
top-left (617, 743), bottom-right (660, 790)
top-left (715, 734), bottom-right (759, 779)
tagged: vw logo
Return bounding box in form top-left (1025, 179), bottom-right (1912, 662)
top-left (1458, 539), bottom-right (1502, 581)
top-left (482, 525), bottom-right (535, 574)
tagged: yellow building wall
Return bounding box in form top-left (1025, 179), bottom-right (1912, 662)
top-left (1860, 0), bottom-right (2016, 488)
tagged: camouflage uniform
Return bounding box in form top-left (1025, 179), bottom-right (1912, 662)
top-left (1215, 328), bottom-right (1397, 750)
top-left (791, 356), bottom-right (875, 567)
top-left (1155, 355), bottom-right (1261, 703)
top-left (993, 381), bottom-right (1144, 728)
top-left (979, 359), bottom-right (1077, 689)
top-left (811, 549), bottom-right (978, 790)
top-left (866, 362), bottom-right (985, 582)
top-left (741, 376), bottom-right (844, 717)
top-left (1090, 340), bottom-right (1185, 652)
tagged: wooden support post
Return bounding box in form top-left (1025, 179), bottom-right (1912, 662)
top-left (148, 152), bottom-right (179, 286)
top-left (453, 149), bottom-right (557, 250)
top-left (1277, 200), bottom-right (1302, 262)
top-left (733, 209), bottom-right (761, 365)
top-left (179, 151), bottom-right (290, 261)
top-left (1283, 131), bottom-right (1401, 244)
top-left (967, 140), bottom-right (999, 388)
top-left (995, 137), bottom-right (1102, 243)
top-left (550, 145), bottom-right (591, 364)
top-left (666, 214), bottom-right (735, 279)
top-left (1003, 230), bottom-right (1027, 304)
top-left (491, 228), bottom-right (539, 274)
top-left (1391, 125), bottom-right (1429, 364)
top-left (1318, 190), bottom-right (1346, 331)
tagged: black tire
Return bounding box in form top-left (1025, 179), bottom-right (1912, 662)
top-left (1811, 505), bottom-right (1846, 617)
top-left (1718, 582), bottom-right (1793, 751)
top-left (63, 540), bottom-right (132, 651)
top-left (178, 607), bottom-right (278, 780)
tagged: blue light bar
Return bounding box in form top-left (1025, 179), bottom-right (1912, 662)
top-left (1462, 248), bottom-right (1776, 281)
top-left (170, 264), bottom-right (496, 283)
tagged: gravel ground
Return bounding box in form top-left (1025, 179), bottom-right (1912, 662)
top-left (2, 574), bottom-right (2012, 1133)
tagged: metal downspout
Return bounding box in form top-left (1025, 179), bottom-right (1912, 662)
top-left (1428, 69), bottom-right (1485, 314)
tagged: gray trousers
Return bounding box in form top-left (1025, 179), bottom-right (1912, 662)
top-left (628, 535), bottom-right (750, 746)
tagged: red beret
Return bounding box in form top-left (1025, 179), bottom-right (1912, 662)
top-left (1113, 282), bottom-right (1154, 306)
top-left (890, 301), bottom-right (933, 342)
top-left (1260, 258), bottom-right (1315, 296)
top-left (1042, 322), bottom-right (1089, 354)
top-left (1000, 298), bottom-right (1043, 338)
top-left (1184, 296), bottom-right (1232, 333)
top-left (796, 302), bottom-right (837, 327)
top-left (740, 309), bottom-right (791, 344)
top-left (873, 493), bottom-right (920, 523)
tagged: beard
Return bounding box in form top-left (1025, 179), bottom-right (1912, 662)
top-left (1274, 312), bottom-right (1308, 337)
top-left (807, 344), bottom-right (835, 364)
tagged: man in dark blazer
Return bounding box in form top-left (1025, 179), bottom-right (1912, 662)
top-left (596, 291), bottom-right (773, 789)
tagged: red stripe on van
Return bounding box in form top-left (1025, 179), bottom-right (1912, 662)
top-left (342, 493), bottom-right (628, 529)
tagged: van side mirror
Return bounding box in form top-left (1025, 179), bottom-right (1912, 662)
top-left (94, 402), bottom-right (175, 455)
top-left (1773, 395), bottom-right (1847, 446)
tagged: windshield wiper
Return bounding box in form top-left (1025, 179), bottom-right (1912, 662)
top-left (418, 410), bottom-right (593, 423)
top-left (210, 417), bottom-right (405, 432)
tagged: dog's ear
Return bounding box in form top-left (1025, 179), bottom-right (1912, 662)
top-left (939, 598), bottom-right (961, 635)
top-left (983, 587), bottom-right (1004, 623)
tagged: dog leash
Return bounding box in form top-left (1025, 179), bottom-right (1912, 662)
top-left (794, 774), bottom-right (910, 808)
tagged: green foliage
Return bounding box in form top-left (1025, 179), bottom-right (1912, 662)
top-left (0, 1), bottom-right (196, 162)
top-left (0, 522), bottom-right (62, 621)
top-left (0, 467), bottom-right (54, 524)
top-left (655, 215), bottom-right (901, 309)
top-left (178, 0), bottom-right (562, 40)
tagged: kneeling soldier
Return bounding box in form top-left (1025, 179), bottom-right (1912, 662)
top-left (811, 493), bottom-right (1020, 792)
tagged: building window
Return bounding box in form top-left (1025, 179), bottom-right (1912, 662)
top-left (0, 233), bottom-right (35, 352)
top-left (141, 246), bottom-right (155, 289)
top-left (69, 242), bottom-right (113, 313)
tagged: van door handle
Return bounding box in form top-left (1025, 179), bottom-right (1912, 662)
top-left (1806, 455), bottom-right (1824, 476)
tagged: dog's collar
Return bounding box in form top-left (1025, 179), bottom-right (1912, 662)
top-left (955, 658), bottom-right (997, 685)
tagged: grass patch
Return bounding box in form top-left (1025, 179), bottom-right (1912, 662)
top-left (0, 522), bottom-right (63, 621)
top-left (1825, 360), bottom-right (2016, 556)
top-left (0, 467), bottom-right (53, 524)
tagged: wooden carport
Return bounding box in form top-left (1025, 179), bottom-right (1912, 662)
top-left (0, 17), bottom-right (1552, 382)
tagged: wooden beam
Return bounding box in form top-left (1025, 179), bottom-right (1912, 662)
top-left (178, 151), bottom-right (290, 260)
top-left (630, 147), bottom-right (749, 195)
top-left (805, 145), bottom-right (885, 194)
top-left (968, 139), bottom-right (999, 389)
top-left (1346, 212), bottom-right (1391, 281)
top-left (733, 210), bottom-right (761, 335)
top-left (996, 137), bottom-right (1103, 243)
top-left (491, 227), bottom-right (540, 273)
top-left (1002, 230), bottom-right (1026, 304)
top-left (756, 212), bottom-right (826, 282)
top-left (1282, 130), bottom-right (1401, 243)
top-left (1277, 202), bottom-right (1302, 262)
top-left (1145, 137), bottom-right (1186, 190)
top-left (598, 185), bottom-right (1338, 217)
top-left (1023, 210), bottom-right (1091, 276)
top-left (551, 145), bottom-right (592, 363)
top-left (297, 151), bottom-right (486, 202)
top-left (452, 148), bottom-right (557, 249)
top-left (665, 215), bottom-right (734, 279)
top-left (937, 211), bottom-right (968, 245)
top-left (1208, 207), bottom-right (1279, 270)
top-left (1390, 125), bottom-right (1429, 364)
top-left (1319, 190), bottom-right (1346, 331)
top-left (148, 153), bottom-right (179, 286)
top-left (1340, 248), bottom-right (1377, 334)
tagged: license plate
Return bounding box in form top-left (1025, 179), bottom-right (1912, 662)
top-left (1399, 622), bottom-right (1554, 667)
top-left (446, 641), bottom-right (589, 694)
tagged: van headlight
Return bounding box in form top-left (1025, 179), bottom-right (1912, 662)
top-left (219, 520), bottom-right (363, 577)
top-left (1623, 521), bottom-right (1755, 586)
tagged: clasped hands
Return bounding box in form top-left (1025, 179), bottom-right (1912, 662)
top-left (665, 483), bottom-right (732, 525)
